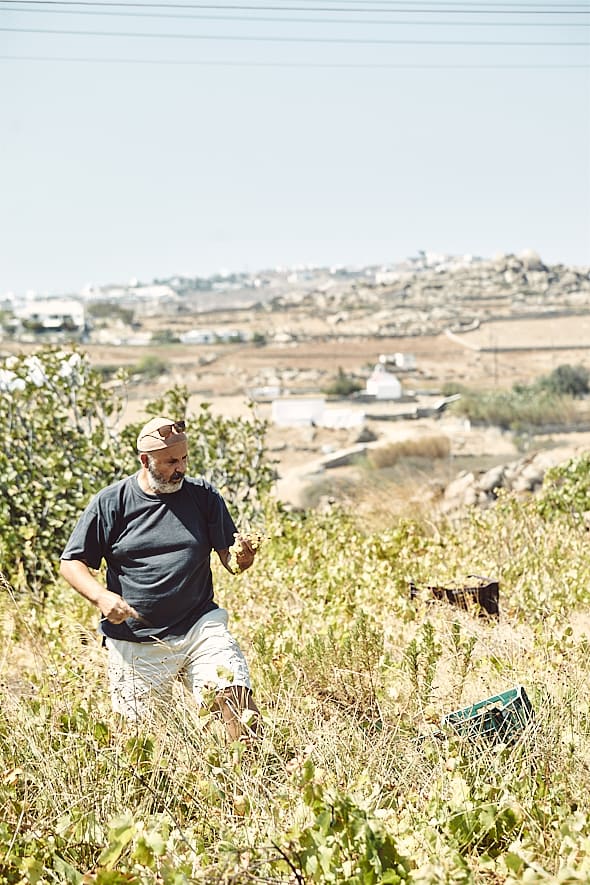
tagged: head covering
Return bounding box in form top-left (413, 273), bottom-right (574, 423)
top-left (136, 416), bottom-right (188, 453)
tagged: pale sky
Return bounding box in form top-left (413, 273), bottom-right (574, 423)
top-left (1, 0), bottom-right (589, 296)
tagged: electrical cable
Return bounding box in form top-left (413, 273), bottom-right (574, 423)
top-left (1, 24), bottom-right (588, 42)
top-left (0, 53), bottom-right (587, 64)
top-left (1, 0), bottom-right (589, 13)
top-left (2, 4), bottom-right (588, 24)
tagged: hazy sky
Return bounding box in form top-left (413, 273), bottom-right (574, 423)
top-left (1, 0), bottom-right (589, 295)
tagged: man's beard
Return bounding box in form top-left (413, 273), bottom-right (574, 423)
top-left (147, 459), bottom-right (185, 494)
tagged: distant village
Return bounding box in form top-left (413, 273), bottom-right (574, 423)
top-left (1, 249), bottom-right (589, 423)
top-left (1, 249), bottom-right (589, 351)
top-left (0, 252), bottom-right (489, 347)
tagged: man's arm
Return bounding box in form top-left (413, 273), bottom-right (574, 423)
top-left (217, 536), bottom-right (256, 575)
top-left (60, 559), bottom-right (140, 624)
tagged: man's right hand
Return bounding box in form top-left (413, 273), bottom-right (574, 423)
top-left (97, 589), bottom-right (140, 624)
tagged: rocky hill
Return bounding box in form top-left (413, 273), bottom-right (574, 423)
top-left (253, 250), bottom-right (590, 341)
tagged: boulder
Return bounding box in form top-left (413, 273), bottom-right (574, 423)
top-left (478, 465), bottom-right (506, 493)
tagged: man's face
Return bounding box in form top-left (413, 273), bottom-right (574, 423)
top-left (145, 441), bottom-right (188, 494)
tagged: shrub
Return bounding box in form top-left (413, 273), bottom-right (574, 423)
top-left (449, 386), bottom-right (576, 430)
top-left (87, 302), bottom-right (135, 325)
top-left (133, 356), bottom-right (169, 379)
top-left (323, 367), bottom-right (364, 397)
top-left (0, 347), bottom-right (130, 597)
top-left (537, 363), bottom-right (590, 398)
top-left (538, 450), bottom-right (590, 520)
top-left (0, 347), bottom-right (274, 598)
top-left (150, 329), bottom-right (180, 345)
top-left (120, 387), bottom-right (276, 524)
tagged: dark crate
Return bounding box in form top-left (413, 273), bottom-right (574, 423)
top-left (441, 685), bottom-right (534, 744)
top-left (409, 575), bottom-right (499, 618)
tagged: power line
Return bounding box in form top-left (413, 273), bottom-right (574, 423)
top-left (2, 4), bottom-right (588, 24)
top-left (2, 24), bottom-right (589, 41)
top-left (0, 52), bottom-right (587, 64)
top-left (1, 0), bottom-right (589, 13)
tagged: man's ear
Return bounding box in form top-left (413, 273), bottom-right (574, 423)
top-left (139, 452), bottom-right (149, 468)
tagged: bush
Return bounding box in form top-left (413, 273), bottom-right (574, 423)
top-left (87, 302), bottom-right (135, 325)
top-left (538, 450), bottom-right (590, 520)
top-left (449, 386), bottom-right (576, 430)
top-left (118, 387), bottom-right (276, 524)
top-left (0, 347), bottom-right (131, 597)
top-left (323, 367), bottom-right (364, 397)
top-left (537, 363), bottom-right (590, 398)
top-left (150, 329), bottom-right (180, 345)
top-left (0, 347), bottom-right (275, 598)
top-left (133, 356), bottom-right (169, 379)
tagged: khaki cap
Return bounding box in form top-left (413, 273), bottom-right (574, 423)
top-left (136, 416), bottom-right (187, 452)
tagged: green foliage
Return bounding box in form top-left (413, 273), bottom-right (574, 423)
top-left (403, 620), bottom-right (442, 709)
top-left (536, 363), bottom-right (590, 398)
top-left (132, 356), bottom-right (169, 379)
top-left (433, 770), bottom-right (525, 859)
top-left (446, 366), bottom-right (590, 430)
top-left (87, 302), bottom-right (135, 325)
top-left (449, 385), bottom-right (576, 430)
top-left (279, 759), bottom-right (410, 883)
top-left (7, 351), bottom-right (590, 882)
top-left (150, 330), bottom-right (180, 345)
top-left (538, 451), bottom-right (590, 520)
top-left (251, 331), bottom-right (267, 347)
top-left (322, 367), bottom-right (364, 397)
top-left (136, 388), bottom-right (275, 523)
top-left (0, 347), bottom-right (129, 596)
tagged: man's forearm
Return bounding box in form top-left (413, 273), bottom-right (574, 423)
top-left (60, 559), bottom-right (139, 623)
top-left (60, 559), bottom-right (106, 606)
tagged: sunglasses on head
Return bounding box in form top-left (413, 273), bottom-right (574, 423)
top-left (145, 420), bottom-right (186, 441)
top-left (158, 420), bottom-right (186, 439)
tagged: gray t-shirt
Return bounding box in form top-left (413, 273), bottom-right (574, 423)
top-left (61, 473), bottom-right (237, 642)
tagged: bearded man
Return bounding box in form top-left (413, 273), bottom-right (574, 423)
top-left (60, 416), bottom-right (260, 741)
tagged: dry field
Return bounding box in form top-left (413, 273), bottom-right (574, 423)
top-left (76, 311), bottom-right (590, 508)
top-left (88, 312), bottom-right (590, 397)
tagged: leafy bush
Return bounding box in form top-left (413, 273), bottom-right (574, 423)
top-left (133, 355), bottom-right (169, 379)
top-left (538, 450), bottom-right (590, 520)
top-left (446, 366), bottom-right (590, 430)
top-left (278, 758), bottom-right (410, 883)
top-left (449, 386), bottom-right (576, 430)
top-left (537, 363), bottom-right (590, 398)
top-left (87, 302), bottom-right (135, 325)
top-left (132, 387), bottom-right (276, 524)
top-left (0, 347), bottom-right (274, 597)
top-left (150, 329), bottom-right (180, 345)
top-left (0, 347), bottom-right (130, 596)
top-left (323, 367), bottom-right (364, 397)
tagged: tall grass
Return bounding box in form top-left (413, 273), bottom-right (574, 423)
top-left (3, 495), bottom-right (590, 882)
top-left (366, 434), bottom-right (452, 470)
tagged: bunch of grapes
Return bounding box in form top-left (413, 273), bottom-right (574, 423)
top-left (227, 530), bottom-right (266, 574)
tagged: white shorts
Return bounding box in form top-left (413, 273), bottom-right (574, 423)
top-left (104, 607), bottom-right (251, 720)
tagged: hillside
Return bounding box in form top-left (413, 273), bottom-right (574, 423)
top-left (3, 250), bottom-right (590, 510)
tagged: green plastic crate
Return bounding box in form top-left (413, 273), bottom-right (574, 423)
top-left (441, 685), bottom-right (534, 743)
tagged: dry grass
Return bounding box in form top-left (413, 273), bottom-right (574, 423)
top-left (367, 434), bottom-right (452, 469)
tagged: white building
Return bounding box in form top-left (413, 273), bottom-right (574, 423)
top-left (379, 352), bottom-right (416, 371)
top-left (271, 396), bottom-right (365, 429)
top-left (366, 364), bottom-right (402, 400)
top-left (14, 298), bottom-right (85, 333)
top-left (271, 397), bottom-right (326, 427)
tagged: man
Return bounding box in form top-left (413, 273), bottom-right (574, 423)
top-left (60, 416), bottom-right (260, 741)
